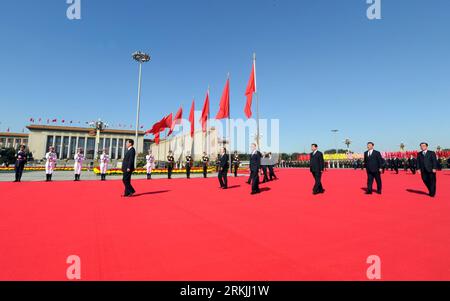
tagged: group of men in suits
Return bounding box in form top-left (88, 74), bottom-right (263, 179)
top-left (309, 141), bottom-right (439, 198)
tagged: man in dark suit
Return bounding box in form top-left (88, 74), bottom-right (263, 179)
top-left (249, 143), bottom-right (261, 195)
top-left (363, 142), bottom-right (383, 194)
top-left (416, 142), bottom-right (438, 197)
top-left (14, 145), bottom-right (27, 182)
top-left (121, 139), bottom-right (136, 197)
top-left (310, 144), bottom-right (325, 195)
top-left (218, 147), bottom-right (229, 189)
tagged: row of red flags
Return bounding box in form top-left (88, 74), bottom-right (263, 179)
top-left (147, 61), bottom-right (257, 144)
top-left (28, 118), bottom-right (144, 129)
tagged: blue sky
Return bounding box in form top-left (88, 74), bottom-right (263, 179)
top-left (0, 0), bottom-right (449, 153)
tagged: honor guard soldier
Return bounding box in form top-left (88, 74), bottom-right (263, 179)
top-left (185, 153), bottom-right (193, 179)
top-left (45, 146), bottom-right (57, 181)
top-left (167, 151), bottom-right (175, 179)
top-left (268, 152), bottom-right (278, 180)
top-left (215, 154), bottom-right (220, 172)
top-left (201, 152), bottom-right (209, 178)
top-left (74, 148), bottom-right (85, 181)
top-left (232, 151), bottom-right (240, 177)
top-left (146, 150), bottom-right (155, 180)
top-left (14, 145), bottom-right (27, 182)
top-left (99, 149), bottom-right (110, 181)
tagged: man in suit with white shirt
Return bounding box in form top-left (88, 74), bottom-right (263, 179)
top-left (416, 142), bottom-right (438, 197)
top-left (249, 143), bottom-right (262, 195)
top-left (363, 142), bottom-right (383, 195)
top-left (310, 144), bottom-right (325, 195)
top-left (122, 139), bottom-right (136, 197)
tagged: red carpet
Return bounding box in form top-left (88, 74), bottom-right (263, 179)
top-left (0, 169), bottom-right (449, 280)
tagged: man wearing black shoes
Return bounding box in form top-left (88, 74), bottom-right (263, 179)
top-left (310, 144), bottom-right (325, 195)
top-left (121, 139), bottom-right (136, 197)
top-left (417, 142), bottom-right (438, 197)
top-left (218, 147), bottom-right (229, 189)
top-left (249, 143), bottom-right (261, 195)
top-left (363, 142), bottom-right (383, 195)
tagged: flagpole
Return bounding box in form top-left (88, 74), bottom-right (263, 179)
top-left (206, 86), bottom-right (210, 156)
top-left (253, 52), bottom-right (260, 150)
top-left (227, 73), bottom-right (232, 174)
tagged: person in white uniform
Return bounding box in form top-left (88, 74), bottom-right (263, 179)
top-left (73, 148), bottom-right (85, 181)
top-left (45, 146), bottom-right (57, 182)
top-left (145, 149), bottom-right (155, 180)
top-left (99, 149), bottom-right (110, 181)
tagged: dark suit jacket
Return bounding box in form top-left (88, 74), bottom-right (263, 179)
top-left (122, 147), bottom-right (136, 172)
top-left (309, 151), bottom-right (324, 173)
top-left (417, 150), bottom-right (438, 173)
top-left (250, 151), bottom-right (261, 172)
top-left (364, 150), bottom-right (383, 173)
top-left (219, 153), bottom-right (229, 170)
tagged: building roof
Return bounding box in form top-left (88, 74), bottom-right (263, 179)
top-left (26, 124), bottom-right (145, 135)
top-left (0, 132), bottom-right (29, 138)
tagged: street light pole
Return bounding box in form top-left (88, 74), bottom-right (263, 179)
top-left (132, 51), bottom-right (150, 157)
top-left (135, 62), bottom-right (142, 152)
top-left (331, 129), bottom-right (339, 154)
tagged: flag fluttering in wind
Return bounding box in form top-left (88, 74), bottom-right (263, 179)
top-left (164, 113), bottom-right (173, 129)
top-left (215, 78), bottom-right (230, 120)
top-left (169, 107), bottom-right (183, 136)
top-left (200, 89), bottom-right (210, 132)
top-left (189, 99), bottom-right (195, 138)
top-left (154, 132), bottom-right (160, 145)
top-left (244, 62), bottom-right (256, 118)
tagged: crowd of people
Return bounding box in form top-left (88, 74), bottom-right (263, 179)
top-left (11, 139), bottom-right (444, 198)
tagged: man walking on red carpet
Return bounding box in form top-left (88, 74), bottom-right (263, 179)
top-left (364, 142), bottom-right (383, 195)
top-left (249, 143), bottom-right (262, 195)
top-left (122, 139), bottom-right (136, 197)
top-left (218, 147), bottom-right (229, 189)
top-left (417, 142), bottom-right (438, 197)
top-left (310, 144), bottom-right (325, 195)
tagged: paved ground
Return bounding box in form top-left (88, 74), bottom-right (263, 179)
top-left (0, 170), bottom-right (225, 182)
top-left (0, 170), bottom-right (248, 182)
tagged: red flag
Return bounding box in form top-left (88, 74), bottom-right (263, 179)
top-left (6, 128), bottom-right (10, 132)
top-left (164, 113), bottom-right (173, 130)
top-left (29, 118), bottom-right (34, 123)
top-left (52, 118), bottom-right (57, 123)
top-left (215, 78), bottom-right (230, 119)
top-left (244, 63), bottom-right (256, 118)
top-left (38, 118), bottom-right (42, 122)
top-left (199, 90), bottom-right (210, 132)
top-left (62, 119), bottom-right (65, 123)
top-left (189, 99), bottom-right (195, 138)
top-left (154, 132), bottom-right (160, 145)
top-left (169, 107), bottom-right (183, 136)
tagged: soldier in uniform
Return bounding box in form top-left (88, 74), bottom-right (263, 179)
top-left (232, 151), bottom-right (240, 177)
top-left (45, 146), bottom-right (57, 182)
top-left (261, 152), bottom-right (270, 183)
top-left (14, 145), bottom-right (27, 182)
top-left (408, 155), bottom-right (417, 175)
top-left (74, 148), bottom-right (85, 181)
top-left (167, 151), bottom-right (175, 179)
top-left (201, 152), bottom-right (209, 178)
top-left (185, 152), bottom-right (193, 179)
top-left (145, 149), bottom-right (155, 180)
top-left (215, 154), bottom-right (220, 172)
top-left (267, 152), bottom-right (277, 180)
top-left (99, 149), bottom-right (110, 181)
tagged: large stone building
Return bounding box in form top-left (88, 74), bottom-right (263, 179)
top-left (1, 124), bottom-right (223, 164)
top-left (25, 125), bottom-right (148, 161)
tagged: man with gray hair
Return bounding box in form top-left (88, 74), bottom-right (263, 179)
top-left (249, 143), bottom-right (262, 195)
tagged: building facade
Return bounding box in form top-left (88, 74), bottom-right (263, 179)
top-left (0, 132), bottom-right (29, 149)
top-left (26, 125), bottom-right (147, 162)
